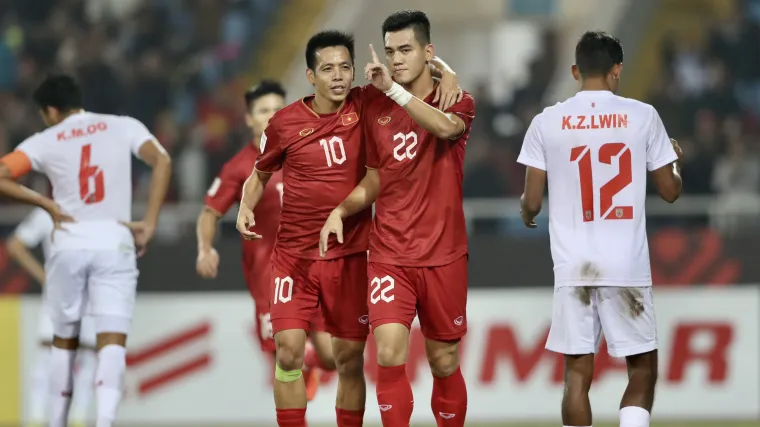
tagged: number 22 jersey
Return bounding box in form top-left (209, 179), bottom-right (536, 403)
top-left (255, 86), bottom-right (380, 260)
top-left (517, 91), bottom-right (678, 288)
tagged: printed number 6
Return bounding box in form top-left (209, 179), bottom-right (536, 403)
top-left (370, 276), bottom-right (395, 304)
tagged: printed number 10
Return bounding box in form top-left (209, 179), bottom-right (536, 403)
top-left (570, 142), bottom-right (633, 222)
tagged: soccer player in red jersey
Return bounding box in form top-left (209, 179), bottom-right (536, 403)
top-left (196, 81), bottom-right (335, 401)
top-left (320, 11), bottom-right (475, 427)
top-left (236, 30), bottom-right (462, 427)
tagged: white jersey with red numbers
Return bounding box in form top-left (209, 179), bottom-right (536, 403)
top-left (517, 91), bottom-right (678, 288)
top-left (14, 111), bottom-right (158, 252)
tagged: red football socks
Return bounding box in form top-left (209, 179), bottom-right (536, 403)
top-left (376, 364), bottom-right (414, 426)
top-left (276, 408), bottom-right (307, 427)
top-left (431, 367), bottom-right (467, 426)
top-left (336, 407), bottom-right (365, 426)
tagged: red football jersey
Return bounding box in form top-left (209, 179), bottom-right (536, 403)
top-left (365, 89), bottom-right (476, 267)
top-left (255, 86), bottom-right (379, 260)
top-left (205, 142), bottom-right (282, 301)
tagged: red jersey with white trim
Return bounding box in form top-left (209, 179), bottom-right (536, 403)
top-left (365, 89), bottom-right (476, 267)
top-left (516, 91), bottom-right (678, 288)
top-left (205, 142), bottom-right (282, 301)
top-left (255, 86), bottom-right (381, 260)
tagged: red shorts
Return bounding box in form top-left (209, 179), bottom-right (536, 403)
top-left (269, 250), bottom-right (369, 341)
top-left (254, 301), bottom-right (326, 353)
top-left (368, 255), bottom-right (468, 341)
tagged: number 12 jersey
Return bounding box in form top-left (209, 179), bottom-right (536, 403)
top-left (517, 91), bottom-right (678, 288)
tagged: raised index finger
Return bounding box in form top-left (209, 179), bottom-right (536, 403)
top-left (369, 44), bottom-right (381, 64)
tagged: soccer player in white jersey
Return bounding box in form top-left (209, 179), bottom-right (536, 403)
top-left (517, 32), bottom-right (683, 427)
top-left (0, 75), bottom-right (172, 427)
top-left (6, 207), bottom-right (97, 427)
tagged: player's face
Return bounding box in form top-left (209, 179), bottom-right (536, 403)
top-left (245, 93), bottom-right (285, 136)
top-left (306, 46), bottom-right (354, 103)
top-left (384, 29), bottom-right (433, 85)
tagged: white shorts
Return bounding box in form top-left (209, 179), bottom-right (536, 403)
top-left (37, 306), bottom-right (97, 347)
top-left (545, 286), bottom-right (658, 358)
top-left (45, 249), bottom-right (139, 337)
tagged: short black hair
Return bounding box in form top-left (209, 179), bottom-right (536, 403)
top-left (244, 80), bottom-right (286, 110)
top-left (32, 74), bottom-right (83, 112)
top-left (575, 31), bottom-right (624, 77)
top-left (305, 30), bottom-right (355, 70)
top-left (382, 10), bottom-right (431, 45)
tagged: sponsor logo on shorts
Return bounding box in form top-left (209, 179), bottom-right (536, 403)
top-left (439, 412), bottom-right (456, 419)
top-left (358, 315), bottom-right (369, 324)
top-left (378, 405), bottom-right (392, 411)
top-left (454, 316), bottom-right (464, 326)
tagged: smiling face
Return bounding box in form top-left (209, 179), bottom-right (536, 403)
top-left (306, 45), bottom-right (355, 105)
top-left (383, 28), bottom-right (433, 85)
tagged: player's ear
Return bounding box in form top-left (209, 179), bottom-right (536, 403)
top-left (306, 68), bottom-right (316, 85)
top-left (425, 43), bottom-right (434, 62)
top-left (613, 63), bottom-right (623, 80)
top-left (571, 65), bottom-right (580, 81)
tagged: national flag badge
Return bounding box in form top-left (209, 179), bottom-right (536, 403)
top-left (378, 116), bottom-right (391, 126)
top-left (299, 128), bottom-right (315, 137)
top-left (341, 112), bottom-right (359, 126)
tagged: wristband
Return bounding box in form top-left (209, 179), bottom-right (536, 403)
top-left (384, 82), bottom-right (413, 106)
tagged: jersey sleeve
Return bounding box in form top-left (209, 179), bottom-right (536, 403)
top-left (13, 208), bottom-right (53, 248)
top-left (645, 106), bottom-right (678, 171)
top-left (122, 116), bottom-right (158, 159)
top-left (517, 114), bottom-right (547, 171)
top-left (446, 92), bottom-right (476, 140)
top-left (14, 134), bottom-right (46, 172)
top-left (255, 120), bottom-right (285, 173)
top-left (204, 162), bottom-right (243, 215)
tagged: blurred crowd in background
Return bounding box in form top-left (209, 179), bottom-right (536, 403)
top-left (2, 0), bottom-right (760, 206)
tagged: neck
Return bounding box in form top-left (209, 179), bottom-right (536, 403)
top-left (580, 77), bottom-right (613, 92)
top-left (403, 68), bottom-right (435, 100)
top-left (60, 109), bottom-right (84, 121)
top-left (311, 95), bottom-right (341, 114)
top-left (251, 134), bottom-right (261, 151)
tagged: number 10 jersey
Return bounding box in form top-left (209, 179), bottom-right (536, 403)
top-left (517, 91), bottom-right (678, 288)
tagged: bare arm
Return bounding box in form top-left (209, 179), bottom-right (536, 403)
top-left (5, 237), bottom-right (45, 285)
top-left (196, 208), bottom-right (221, 252)
top-left (138, 141), bottom-right (172, 226)
top-left (650, 162), bottom-right (682, 203)
top-left (428, 56), bottom-right (454, 79)
top-left (241, 169), bottom-right (273, 211)
top-left (334, 168), bottom-right (380, 219)
top-left (520, 166), bottom-right (547, 227)
top-left (402, 97), bottom-right (465, 140)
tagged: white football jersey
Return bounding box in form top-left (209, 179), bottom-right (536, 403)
top-left (13, 207), bottom-right (54, 258)
top-left (15, 111), bottom-right (158, 251)
top-left (517, 91), bottom-right (678, 288)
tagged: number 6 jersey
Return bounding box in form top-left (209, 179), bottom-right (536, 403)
top-left (13, 111), bottom-right (160, 251)
top-left (255, 86), bottom-right (380, 260)
top-left (517, 91), bottom-right (678, 288)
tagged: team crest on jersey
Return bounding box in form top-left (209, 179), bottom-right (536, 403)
top-left (585, 210), bottom-right (592, 220)
top-left (615, 208), bottom-right (623, 218)
top-left (299, 128), bottom-right (314, 137)
top-left (378, 116), bottom-right (391, 126)
top-left (341, 112), bottom-right (359, 126)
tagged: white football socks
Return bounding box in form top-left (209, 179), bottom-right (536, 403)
top-left (95, 345), bottom-right (126, 427)
top-left (48, 347), bottom-right (77, 427)
top-left (620, 406), bottom-right (650, 427)
top-left (28, 347), bottom-right (50, 423)
top-left (70, 349), bottom-right (97, 423)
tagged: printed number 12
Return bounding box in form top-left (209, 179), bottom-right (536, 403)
top-left (570, 142), bottom-right (633, 222)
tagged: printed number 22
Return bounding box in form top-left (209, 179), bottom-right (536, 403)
top-left (79, 144), bottom-right (105, 204)
top-left (570, 143), bottom-right (633, 222)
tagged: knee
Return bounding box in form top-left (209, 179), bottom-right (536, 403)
top-left (426, 343), bottom-right (460, 378)
top-left (333, 342), bottom-right (365, 379)
top-left (376, 341), bottom-right (406, 367)
top-left (275, 334), bottom-right (306, 371)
